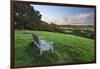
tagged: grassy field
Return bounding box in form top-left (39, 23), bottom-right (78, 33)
top-left (15, 30), bottom-right (95, 66)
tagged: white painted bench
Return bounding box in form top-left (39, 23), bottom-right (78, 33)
top-left (32, 33), bottom-right (53, 55)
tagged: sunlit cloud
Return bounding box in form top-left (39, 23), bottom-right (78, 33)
top-left (41, 16), bottom-right (64, 25)
top-left (63, 13), bottom-right (94, 25)
top-left (42, 13), bottom-right (94, 25)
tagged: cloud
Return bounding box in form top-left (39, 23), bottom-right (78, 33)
top-left (63, 13), bottom-right (94, 25)
top-left (41, 16), bottom-right (64, 24)
top-left (41, 13), bottom-right (94, 25)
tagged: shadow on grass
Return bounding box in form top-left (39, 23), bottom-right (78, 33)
top-left (17, 41), bottom-right (61, 65)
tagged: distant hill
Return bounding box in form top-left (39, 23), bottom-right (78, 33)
top-left (58, 25), bottom-right (94, 28)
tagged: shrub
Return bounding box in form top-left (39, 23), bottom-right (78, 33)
top-left (72, 29), bottom-right (82, 35)
top-left (70, 28), bottom-right (94, 39)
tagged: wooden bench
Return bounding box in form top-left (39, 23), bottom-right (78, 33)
top-left (32, 33), bottom-right (53, 55)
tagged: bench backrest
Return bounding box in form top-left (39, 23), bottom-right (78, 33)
top-left (32, 33), bottom-right (40, 45)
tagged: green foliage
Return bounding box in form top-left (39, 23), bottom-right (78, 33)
top-left (71, 29), bottom-right (94, 39)
top-left (14, 3), bottom-right (42, 30)
top-left (15, 30), bottom-right (95, 65)
top-left (72, 29), bottom-right (82, 35)
top-left (61, 25), bottom-right (94, 39)
top-left (82, 29), bottom-right (94, 38)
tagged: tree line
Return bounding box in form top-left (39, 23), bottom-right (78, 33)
top-left (14, 2), bottom-right (63, 33)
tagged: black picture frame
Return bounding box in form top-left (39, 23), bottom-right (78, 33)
top-left (11, 0), bottom-right (96, 68)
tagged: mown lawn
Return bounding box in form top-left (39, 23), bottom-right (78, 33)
top-left (15, 30), bottom-right (95, 66)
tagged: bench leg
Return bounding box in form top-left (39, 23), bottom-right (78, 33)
top-left (40, 50), bottom-right (43, 55)
top-left (51, 47), bottom-right (53, 52)
top-left (50, 42), bottom-right (53, 52)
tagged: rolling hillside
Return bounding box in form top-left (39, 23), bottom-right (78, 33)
top-left (15, 30), bottom-right (95, 65)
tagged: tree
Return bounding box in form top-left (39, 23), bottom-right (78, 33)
top-left (14, 2), bottom-right (42, 30)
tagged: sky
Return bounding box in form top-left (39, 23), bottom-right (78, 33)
top-left (31, 4), bottom-right (94, 25)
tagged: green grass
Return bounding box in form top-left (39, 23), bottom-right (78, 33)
top-left (15, 30), bottom-right (95, 66)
